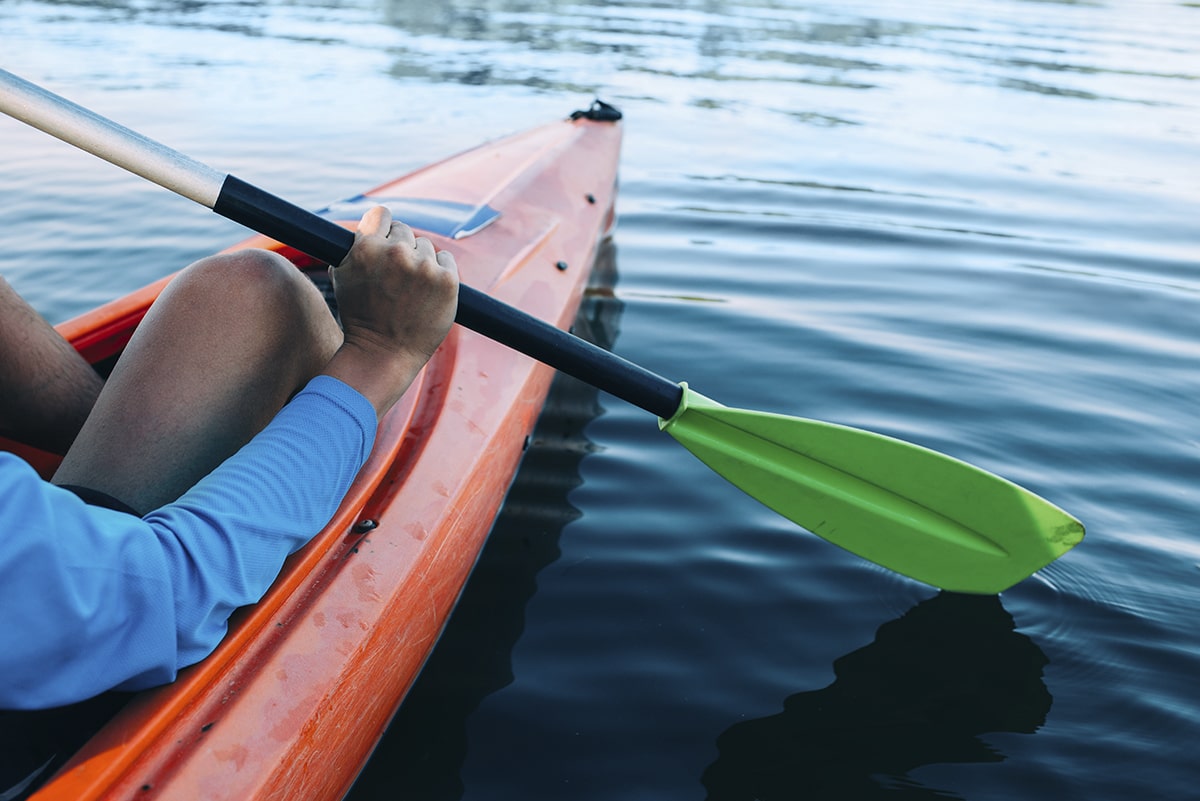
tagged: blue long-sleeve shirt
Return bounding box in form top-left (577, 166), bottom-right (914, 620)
top-left (0, 375), bottom-right (376, 710)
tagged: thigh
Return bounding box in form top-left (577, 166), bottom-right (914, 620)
top-left (0, 277), bottom-right (102, 453)
top-left (53, 250), bottom-right (341, 513)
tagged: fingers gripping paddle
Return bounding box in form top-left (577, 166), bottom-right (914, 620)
top-left (0, 68), bottom-right (1083, 593)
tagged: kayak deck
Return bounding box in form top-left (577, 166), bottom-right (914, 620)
top-left (19, 106), bottom-right (621, 801)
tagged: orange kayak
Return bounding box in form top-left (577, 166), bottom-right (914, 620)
top-left (17, 103), bottom-right (621, 800)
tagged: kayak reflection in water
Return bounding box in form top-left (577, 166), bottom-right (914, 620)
top-left (701, 592), bottom-right (1052, 801)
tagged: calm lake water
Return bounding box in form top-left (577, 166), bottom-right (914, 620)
top-left (3, 0), bottom-right (1199, 798)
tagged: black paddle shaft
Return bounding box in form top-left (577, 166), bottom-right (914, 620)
top-left (213, 176), bottom-right (685, 420)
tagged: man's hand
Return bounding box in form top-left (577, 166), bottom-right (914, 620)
top-left (322, 206), bottom-right (459, 418)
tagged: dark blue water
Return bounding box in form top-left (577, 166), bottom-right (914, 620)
top-left (2, 1), bottom-right (1198, 798)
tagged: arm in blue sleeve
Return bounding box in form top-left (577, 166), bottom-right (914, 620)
top-left (0, 375), bottom-right (376, 710)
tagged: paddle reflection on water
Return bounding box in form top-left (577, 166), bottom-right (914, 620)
top-left (702, 593), bottom-right (1051, 801)
top-left (348, 240), bottom-right (1055, 801)
top-left (347, 238), bottom-right (622, 801)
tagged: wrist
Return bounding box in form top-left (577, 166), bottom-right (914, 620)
top-left (320, 339), bottom-right (427, 420)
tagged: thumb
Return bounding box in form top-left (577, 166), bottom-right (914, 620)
top-left (356, 205), bottom-right (393, 238)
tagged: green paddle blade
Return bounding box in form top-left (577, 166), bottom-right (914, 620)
top-left (660, 386), bottom-right (1084, 594)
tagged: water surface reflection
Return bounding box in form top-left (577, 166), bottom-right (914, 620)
top-left (702, 593), bottom-right (1051, 800)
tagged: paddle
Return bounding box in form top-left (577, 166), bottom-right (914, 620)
top-left (0, 68), bottom-right (1083, 593)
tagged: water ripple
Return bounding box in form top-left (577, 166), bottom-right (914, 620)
top-left (3, 0), bottom-right (1199, 798)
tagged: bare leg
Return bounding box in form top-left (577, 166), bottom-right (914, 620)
top-left (53, 250), bottom-right (342, 513)
top-left (0, 276), bottom-right (104, 453)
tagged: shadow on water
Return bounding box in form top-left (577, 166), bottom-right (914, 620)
top-left (701, 592), bottom-right (1052, 801)
top-left (346, 237), bottom-right (623, 801)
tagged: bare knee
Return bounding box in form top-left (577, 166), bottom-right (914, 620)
top-left (175, 249), bottom-right (320, 313)
top-left (179, 250), bottom-right (335, 328)
top-left (150, 249), bottom-right (342, 368)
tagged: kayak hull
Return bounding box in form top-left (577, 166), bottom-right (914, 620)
top-left (22, 108), bottom-right (622, 800)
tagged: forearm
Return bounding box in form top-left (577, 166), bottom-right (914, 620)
top-left (144, 375), bottom-right (376, 666)
top-left (0, 377), bottom-right (376, 709)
